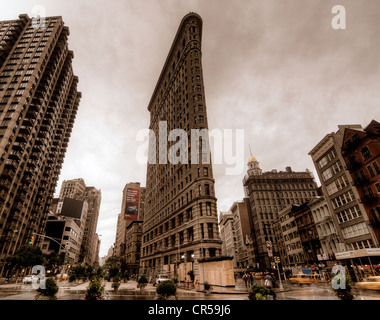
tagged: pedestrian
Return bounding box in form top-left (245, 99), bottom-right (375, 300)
top-left (264, 273), bottom-right (273, 289)
top-left (249, 272), bottom-right (254, 287)
top-left (243, 273), bottom-right (248, 287)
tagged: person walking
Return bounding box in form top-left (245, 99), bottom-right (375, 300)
top-left (264, 273), bottom-right (273, 289)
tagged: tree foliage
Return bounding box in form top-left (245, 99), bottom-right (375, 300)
top-left (6, 244), bottom-right (44, 269)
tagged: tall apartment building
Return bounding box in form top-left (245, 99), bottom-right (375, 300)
top-left (114, 182), bottom-right (145, 262)
top-left (309, 125), bottom-right (378, 254)
top-left (0, 14), bottom-right (81, 275)
top-left (341, 120), bottom-right (380, 244)
top-left (243, 155), bottom-right (318, 269)
top-left (58, 179), bottom-right (101, 265)
top-left (140, 13), bottom-right (222, 280)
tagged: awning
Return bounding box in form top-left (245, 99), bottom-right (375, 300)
top-left (335, 248), bottom-right (380, 260)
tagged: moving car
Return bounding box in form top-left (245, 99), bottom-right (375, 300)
top-left (355, 276), bottom-right (380, 291)
top-left (154, 274), bottom-right (170, 286)
top-left (55, 273), bottom-right (69, 281)
top-left (23, 274), bottom-right (37, 284)
top-left (289, 273), bottom-right (323, 284)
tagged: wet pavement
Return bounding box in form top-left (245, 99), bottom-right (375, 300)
top-left (0, 278), bottom-right (379, 300)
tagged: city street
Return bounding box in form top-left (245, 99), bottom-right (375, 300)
top-left (0, 278), bottom-right (379, 300)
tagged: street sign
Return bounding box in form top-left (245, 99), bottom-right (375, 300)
top-left (266, 240), bottom-right (272, 248)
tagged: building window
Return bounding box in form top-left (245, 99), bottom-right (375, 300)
top-left (367, 165), bottom-right (375, 177)
top-left (342, 222), bottom-right (369, 239)
top-left (206, 202), bottom-right (211, 216)
top-left (205, 184), bottom-right (210, 196)
top-left (361, 146), bottom-right (372, 160)
top-left (373, 161), bottom-right (380, 175)
top-left (207, 223), bottom-right (214, 239)
top-left (187, 227), bottom-right (194, 241)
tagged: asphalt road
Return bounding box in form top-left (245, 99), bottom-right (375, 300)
top-left (0, 280), bottom-right (379, 300)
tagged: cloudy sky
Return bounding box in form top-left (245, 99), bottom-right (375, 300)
top-left (2, 0), bottom-right (380, 257)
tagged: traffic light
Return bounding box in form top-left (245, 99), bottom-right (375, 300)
top-left (274, 256), bottom-right (280, 264)
top-left (28, 235), bottom-right (35, 245)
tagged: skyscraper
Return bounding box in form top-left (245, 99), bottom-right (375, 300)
top-left (0, 14), bottom-right (81, 275)
top-left (140, 13), bottom-right (222, 281)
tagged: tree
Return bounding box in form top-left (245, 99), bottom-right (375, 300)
top-left (43, 252), bottom-right (65, 271)
top-left (6, 244), bottom-right (44, 275)
top-left (35, 277), bottom-right (59, 300)
top-left (109, 265), bottom-right (120, 279)
top-left (72, 264), bottom-right (87, 280)
top-left (105, 256), bottom-right (120, 267)
top-left (84, 276), bottom-right (106, 300)
top-left (156, 280), bottom-right (177, 300)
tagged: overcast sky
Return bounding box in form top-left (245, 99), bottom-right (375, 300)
top-left (2, 0), bottom-right (380, 257)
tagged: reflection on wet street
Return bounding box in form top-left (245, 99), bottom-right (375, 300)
top-left (0, 282), bottom-right (379, 300)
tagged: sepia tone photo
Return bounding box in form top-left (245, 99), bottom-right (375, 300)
top-left (0, 0), bottom-right (379, 313)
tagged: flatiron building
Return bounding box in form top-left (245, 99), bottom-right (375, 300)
top-left (140, 13), bottom-right (222, 281)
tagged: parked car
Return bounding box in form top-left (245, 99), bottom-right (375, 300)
top-left (355, 276), bottom-right (380, 291)
top-left (23, 275), bottom-right (37, 284)
top-left (154, 274), bottom-right (170, 286)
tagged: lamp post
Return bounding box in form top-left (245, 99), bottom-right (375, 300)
top-left (177, 222), bottom-right (191, 287)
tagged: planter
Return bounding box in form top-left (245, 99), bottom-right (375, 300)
top-left (138, 284), bottom-right (147, 291)
top-left (112, 283), bottom-right (120, 292)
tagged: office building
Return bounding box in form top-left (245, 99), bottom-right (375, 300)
top-left (243, 155), bottom-right (318, 269)
top-left (58, 178), bottom-right (101, 265)
top-left (140, 13), bottom-right (222, 281)
top-left (41, 197), bottom-right (88, 265)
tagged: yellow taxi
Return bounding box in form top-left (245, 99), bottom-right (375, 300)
top-left (289, 273), bottom-right (324, 284)
top-left (355, 276), bottom-right (380, 291)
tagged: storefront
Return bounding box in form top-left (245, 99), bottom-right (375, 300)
top-left (335, 248), bottom-right (380, 282)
